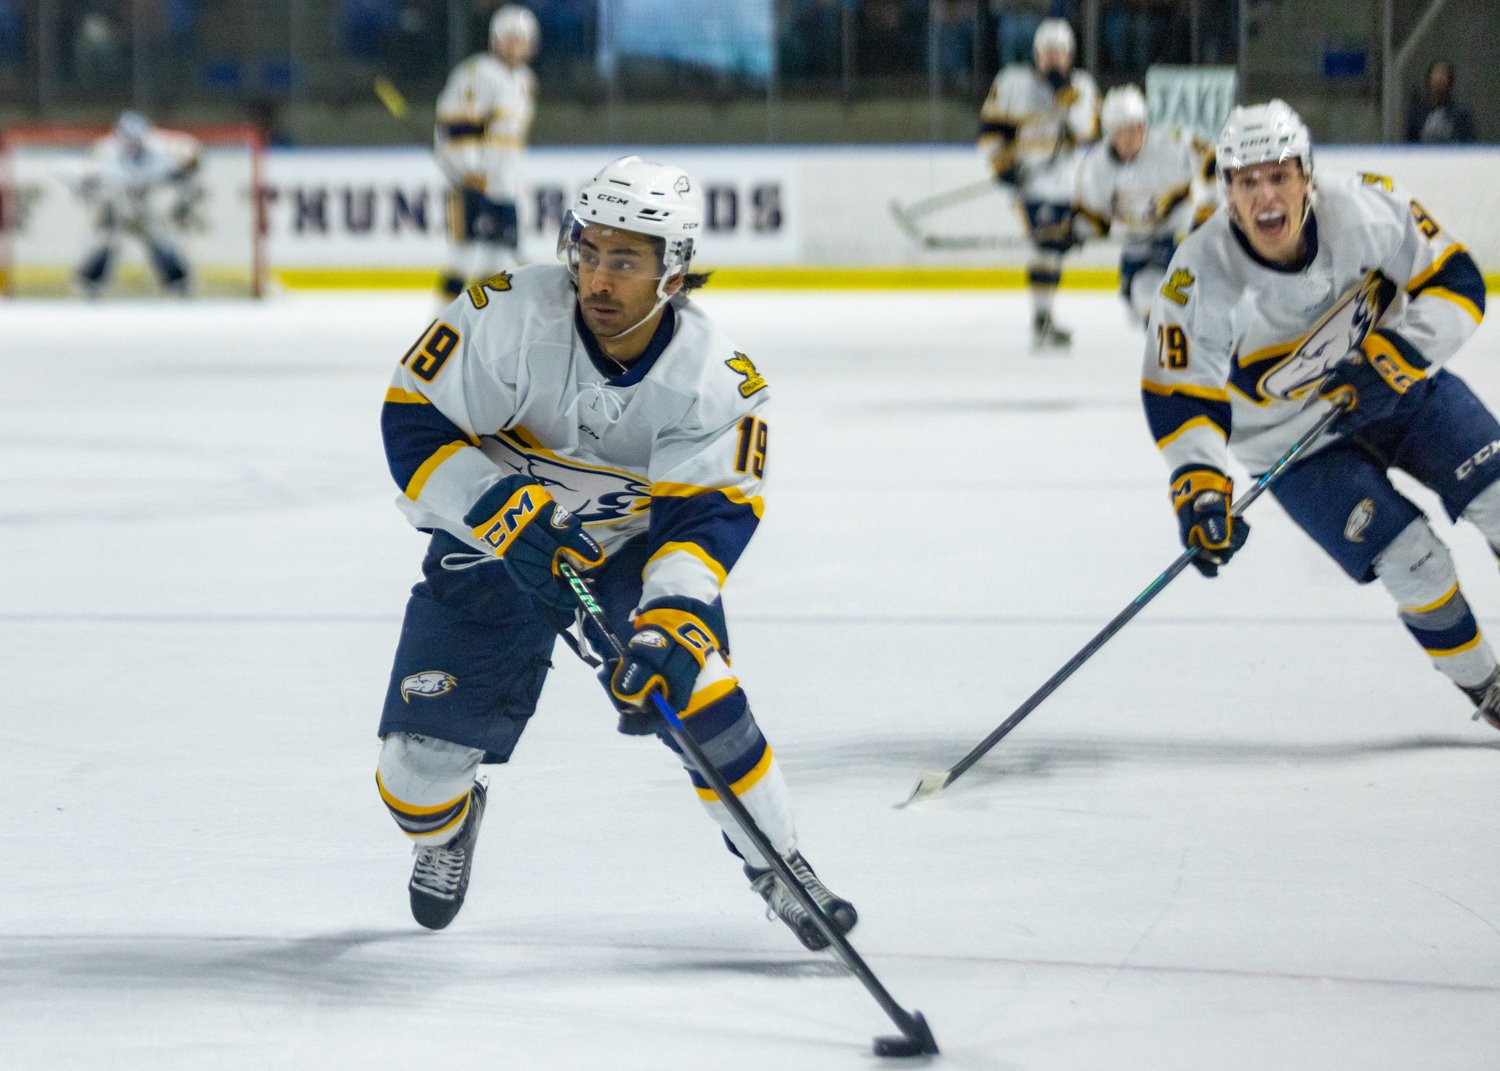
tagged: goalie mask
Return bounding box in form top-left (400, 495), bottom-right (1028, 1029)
top-left (557, 156), bottom-right (701, 338)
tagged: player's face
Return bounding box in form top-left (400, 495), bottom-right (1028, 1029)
top-left (1225, 160), bottom-right (1311, 265)
top-left (495, 33), bottom-right (535, 65)
top-left (1110, 123), bottom-right (1145, 161)
top-left (574, 224), bottom-right (677, 340)
top-left (1035, 45), bottom-right (1071, 75)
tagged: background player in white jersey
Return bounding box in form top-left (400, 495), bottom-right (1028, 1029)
top-left (434, 4), bottom-right (537, 304)
top-left (375, 155), bottom-right (860, 947)
top-left (977, 17), bottom-right (1098, 351)
top-left (1142, 100), bottom-right (1500, 729)
top-left (75, 110), bottom-right (201, 297)
top-left (1074, 84), bottom-right (1217, 327)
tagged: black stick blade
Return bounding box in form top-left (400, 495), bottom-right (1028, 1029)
top-left (873, 1011), bottom-right (939, 1057)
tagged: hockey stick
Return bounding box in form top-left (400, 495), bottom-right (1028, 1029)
top-left (556, 561), bottom-right (939, 1059)
top-left (899, 399), bottom-right (1350, 807)
top-left (889, 178), bottom-right (1031, 250)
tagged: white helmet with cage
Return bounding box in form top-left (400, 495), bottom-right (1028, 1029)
top-left (490, 4), bottom-right (539, 47)
top-left (1033, 18), bottom-right (1075, 59)
top-left (1215, 99), bottom-right (1312, 181)
top-left (1101, 84), bottom-right (1148, 135)
top-left (558, 155), bottom-right (703, 337)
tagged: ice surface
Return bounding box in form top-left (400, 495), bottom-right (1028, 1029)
top-left (3, 289), bottom-right (1498, 1070)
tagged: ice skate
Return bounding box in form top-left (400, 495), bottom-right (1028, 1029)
top-left (1030, 310), bottom-right (1072, 352)
top-left (409, 778), bottom-right (487, 930)
top-left (1461, 669), bottom-right (1500, 731)
top-left (745, 850), bottom-right (858, 951)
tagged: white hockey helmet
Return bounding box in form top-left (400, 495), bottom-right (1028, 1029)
top-left (490, 4), bottom-right (539, 47)
top-left (1101, 84), bottom-right (1149, 135)
top-left (1033, 18), bottom-right (1075, 59)
top-left (559, 155), bottom-right (701, 282)
top-left (1215, 99), bottom-right (1312, 180)
top-left (115, 110), bottom-right (148, 143)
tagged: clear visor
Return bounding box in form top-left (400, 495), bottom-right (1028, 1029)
top-left (557, 210), bottom-right (690, 282)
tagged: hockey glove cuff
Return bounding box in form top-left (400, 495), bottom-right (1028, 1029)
top-left (466, 476), bottom-right (605, 611)
top-left (1172, 467), bottom-right (1250, 578)
top-left (609, 597), bottom-right (726, 718)
top-left (1319, 333), bottom-right (1424, 431)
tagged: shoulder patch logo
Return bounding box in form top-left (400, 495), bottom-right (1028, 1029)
top-left (726, 352), bottom-right (768, 398)
top-left (1160, 268), bottom-right (1195, 306)
top-left (401, 671), bottom-right (458, 703)
top-left (1359, 172), bottom-right (1394, 192)
top-left (467, 271), bottom-right (514, 310)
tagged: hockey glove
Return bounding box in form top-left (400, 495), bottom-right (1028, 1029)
top-left (1318, 338), bottom-right (1420, 432)
top-left (465, 476), bottom-right (605, 611)
top-left (609, 597), bottom-right (726, 721)
top-left (1172, 468), bottom-right (1250, 578)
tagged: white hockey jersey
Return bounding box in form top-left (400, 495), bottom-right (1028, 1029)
top-left (382, 265), bottom-right (770, 609)
top-left (1142, 171), bottom-right (1487, 479)
top-left (978, 63), bottom-right (1099, 202)
top-left (88, 126), bottom-right (199, 198)
top-left (434, 53), bottom-right (535, 202)
top-left (1074, 126), bottom-right (1216, 249)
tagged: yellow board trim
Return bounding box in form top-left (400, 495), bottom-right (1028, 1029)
top-left (1141, 379), bottom-right (1230, 403)
top-left (1426, 632), bottom-right (1483, 658)
top-left (404, 439), bottom-right (471, 501)
top-left (645, 541), bottom-right (730, 588)
top-left (385, 387), bottom-right (431, 405)
top-left (1156, 414), bottom-right (1228, 451)
top-left (267, 267), bottom-right (1500, 293)
top-left (1402, 582), bottom-right (1459, 617)
top-left (694, 746), bottom-right (774, 802)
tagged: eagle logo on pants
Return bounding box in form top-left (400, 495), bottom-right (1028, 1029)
top-left (401, 671), bottom-right (458, 703)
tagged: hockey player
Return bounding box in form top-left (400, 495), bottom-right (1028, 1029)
top-left (977, 17), bottom-right (1099, 351)
top-left (434, 4), bottom-right (538, 303)
top-left (1142, 100), bottom-right (1500, 729)
top-left (375, 155), bottom-right (861, 946)
top-left (1074, 84), bottom-right (1217, 327)
top-left (76, 111), bottom-right (200, 297)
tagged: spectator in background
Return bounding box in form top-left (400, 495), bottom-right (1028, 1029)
top-left (1406, 60), bottom-right (1477, 144)
top-left (72, 4), bottom-right (125, 90)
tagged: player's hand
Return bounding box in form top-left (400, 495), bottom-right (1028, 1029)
top-left (1054, 85), bottom-right (1080, 108)
top-left (609, 597), bottom-right (724, 718)
top-left (1172, 468), bottom-right (1250, 577)
top-left (1318, 343), bottom-right (1415, 431)
top-left (465, 476), bottom-right (604, 611)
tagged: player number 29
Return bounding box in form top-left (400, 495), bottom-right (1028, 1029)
top-left (1156, 324), bottom-right (1189, 370)
top-left (733, 416), bottom-right (768, 478)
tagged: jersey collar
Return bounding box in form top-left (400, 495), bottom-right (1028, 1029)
top-left (574, 302), bottom-right (677, 386)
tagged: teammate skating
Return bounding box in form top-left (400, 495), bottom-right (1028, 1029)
top-left (977, 18), bottom-right (1099, 351)
top-left (375, 156), bottom-right (860, 945)
top-left (1143, 100), bottom-right (1499, 729)
top-left (433, 5), bottom-right (538, 304)
top-left (1073, 83), bottom-right (1218, 327)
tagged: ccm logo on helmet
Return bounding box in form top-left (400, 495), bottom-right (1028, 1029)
top-left (595, 193), bottom-right (630, 204)
top-left (1456, 439), bottom-right (1500, 480)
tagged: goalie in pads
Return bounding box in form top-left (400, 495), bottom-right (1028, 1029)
top-left (75, 111), bottom-right (201, 297)
top-left (1142, 99), bottom-right (1500, 729)
top-left (374, 156), bottom-right (858, 947)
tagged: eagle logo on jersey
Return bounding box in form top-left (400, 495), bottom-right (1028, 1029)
top-left (483, 429), bottom-right (650, 525)
top-left (726, 353), bottom-right (767, 398)
top-left (401, 671), bottom-right (458, 703)
top-left (1344, 499), bottom-right (1376, 543)
top-left (1254, 273), bottom-right (1395, 403)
